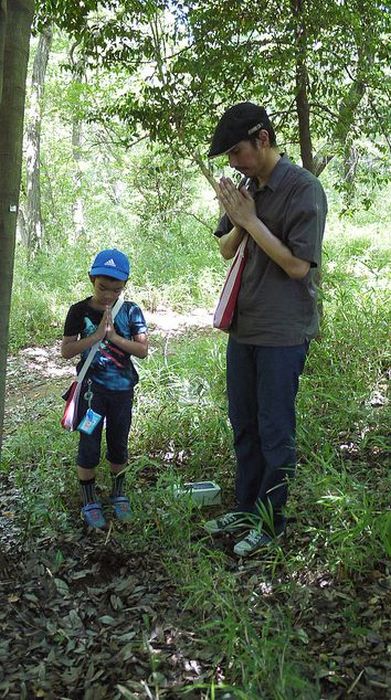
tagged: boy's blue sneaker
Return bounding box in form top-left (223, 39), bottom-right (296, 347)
top-left (110, 495), bottom-right (132, 522)
top-left (81, 502), bottom-right (106, 529)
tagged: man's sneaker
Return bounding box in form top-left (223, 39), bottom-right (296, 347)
top-left (110, 495), bottom-right (132, 522)
top-left (204, 511), bottom-right (256, 534)
top-left (233, 528), bottom-right (285, 557)
top-left (81, 502), bottom-right (106, 529)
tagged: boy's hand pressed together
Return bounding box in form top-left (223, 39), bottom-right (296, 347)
top-left (94, 309), bottom-right (110, 342)
top-left (104, 306), bottom-right (116, 341)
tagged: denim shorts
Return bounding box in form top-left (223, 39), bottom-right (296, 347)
top-left (76, 380), bottom-right (134, 469)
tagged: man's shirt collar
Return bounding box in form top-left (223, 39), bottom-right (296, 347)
top-left (251, 153), bottom-right (290, 193)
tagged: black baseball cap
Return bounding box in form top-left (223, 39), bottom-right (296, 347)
top-left (208, 102), bottom-right (272, 158)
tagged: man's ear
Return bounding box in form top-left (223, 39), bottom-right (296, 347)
top-left (256, 129), bottom-right (270, 148)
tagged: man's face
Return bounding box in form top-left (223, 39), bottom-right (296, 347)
top-left (90, 275), bottom-right (126, 308)
top-left (227, 139), bottom-right (264, 178)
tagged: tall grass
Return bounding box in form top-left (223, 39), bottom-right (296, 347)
top-left (3, 218), bottom-right (390, 697)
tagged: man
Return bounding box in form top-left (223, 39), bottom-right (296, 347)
top-left (204, 102), bottom-right (327, 556)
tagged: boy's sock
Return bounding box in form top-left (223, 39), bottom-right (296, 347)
top-left (111, 471), bottom-right (125, 499)
top-left (80, 478), bottom-right (97, 506)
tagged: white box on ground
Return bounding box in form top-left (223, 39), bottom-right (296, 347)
top-left (173, 480), bottom-right (221, 506)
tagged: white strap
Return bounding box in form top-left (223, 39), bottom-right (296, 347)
top-left (76, 296), bottom-right (125, 384)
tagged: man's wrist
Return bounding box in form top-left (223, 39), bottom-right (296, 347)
top-left (241, 213), bottom-right (258, 231)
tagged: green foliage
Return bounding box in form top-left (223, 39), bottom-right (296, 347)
top-left (5, 19), bottom-right (391, 692)
top-left (9, 244), bottom-right (90, 350)
top-left (3, 10), bottom-right (390, 695)
top-left (127, 143), bottom-right (197, 225)
top-left (9, 198), bottom-right (225, 350)
top-left (56, 0), bottom-right (391, 182)
top-left (375, 511), bottom-right (391, 558)
top-left (3, 223), bottom-right (390, 695)
top-left (19, 20), bottom-right (391, 282)
top-left (1, 400), bottom-right (74, 537)
top-left (33, 0), bottom-right (391, 193)
top-left (34, 0), bottom-right (104, 35)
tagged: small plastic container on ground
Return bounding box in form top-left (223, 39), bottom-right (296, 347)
top-left (173, 480), bottom-right (221, 507)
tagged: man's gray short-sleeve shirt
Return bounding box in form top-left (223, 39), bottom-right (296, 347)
top-left (214, 155), bottom-right (327, 346)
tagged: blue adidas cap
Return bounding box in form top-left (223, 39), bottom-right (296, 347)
top-left (89, 249), bottom-right (130, 281)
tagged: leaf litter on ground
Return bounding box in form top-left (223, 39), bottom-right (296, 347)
top-left (1, 327), bottom-right (390, 699)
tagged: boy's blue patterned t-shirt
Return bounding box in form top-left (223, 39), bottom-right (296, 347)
top-left (63, 298), bottom-right (147, 391)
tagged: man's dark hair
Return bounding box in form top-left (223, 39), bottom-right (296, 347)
top-left (249, 125), bottom-right (277, 149)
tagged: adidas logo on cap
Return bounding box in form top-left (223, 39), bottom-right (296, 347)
top-left (104, 258), bottom-right (117, 267)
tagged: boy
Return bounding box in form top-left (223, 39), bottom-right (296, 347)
top-left (61, 248), bottom-right (148, 528)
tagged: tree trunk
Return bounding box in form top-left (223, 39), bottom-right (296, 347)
top-left (314, 71), bottom-right (367, 177)
top-left (16, 203), bottom-right (28, 245)
top-left (291, 0), bottom-right (314, 173)
top-left (25, 25), bottom-right (53, 258)
top-left (313, 3), bottom-right (373, 179)
top-left (295, 58), bottom-right (314, 173)
top-left (71, 117), bottom-right (86, 242)
top-left (0, 0), bottom-right (6, 101)
top-left (68, 42), bottom-right (86, 245)
top-left (0, 0), bottom-right (34, 458)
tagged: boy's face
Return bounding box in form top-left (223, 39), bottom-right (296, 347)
top-left (90, 275), bottom-right (126, 309)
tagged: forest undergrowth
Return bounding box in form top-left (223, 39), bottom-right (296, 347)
top-left (0, 227), bottom-right (390, 699)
